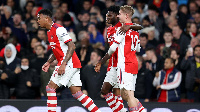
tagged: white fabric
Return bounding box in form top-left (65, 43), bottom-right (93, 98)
top-left (47, 100), bottom-right (57, 104)
top-left (104, 67), bottom-right (119, 88)
top-left (108, 42), bottom-right (118, 56)
top-left (4, 43), bottom-right (17, 65)
top-left (117, 69), bottom-right (137, 91)
top-left (114, 31), bottom-right (125, 44)
top-left (153, 71), bottom-right (182, 90)
top-left (56, 27), bottom-right (72, 43)
top-left (161, 72), bottom-right (182, 90)
top-left (78, 94), bottom-right (87, 101)
top-left (153, 71), bottom-right (161, 87)
top-left (50, 65), bottom-right (82, 87)
top-left (48, 107), bottom-right (56, 111)
top-left (47, 93), bottom-right (56, 96)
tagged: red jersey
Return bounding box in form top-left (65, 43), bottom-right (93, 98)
top-left (107, 22), bottom-right (122, 71)
top-left (114, 23), bottom-right (139, 74)
top-left (47, 23), bottom-right (81, 68)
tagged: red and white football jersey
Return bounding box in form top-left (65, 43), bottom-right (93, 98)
top-left (107, 22), bottom-right (122, 71)
top-left (114, 23), bottom-right (139, 74)
top-left (47, 23), bottom-right (81, 68)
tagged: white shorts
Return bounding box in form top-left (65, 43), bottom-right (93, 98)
top-left (103, 67), bottom-right (119, 88)
top-left (117, 68), bottom-right (137, 91)
top-left (50, 65), bottom-right (82, 88)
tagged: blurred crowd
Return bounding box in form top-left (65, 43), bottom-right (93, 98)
top-left (0, 0), bottom-right (200, 103)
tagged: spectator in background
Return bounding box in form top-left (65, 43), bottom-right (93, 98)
top-left (164, 15), bottom-right (177, 32)
top-left (15, 57), bottom-right (40, 99)
top-left (153, 58), bottom-right (182, 102)
top-left (76, 31), bottom-right (93, 68)
top-left (4, 43), bottom-right (20, 71)
top-left (172, 25), bottom-right (190, 59)
top-left (53, 8), bottom-right (64, 21)
top-left (188, 22), bottom-right (198, 39)
top-left (62, 13), bottom-right (75, 32)
top-left (60, 2), bottom-right (79, 25)
top-left (145, 47), bottom-right (163, 75)
top-left (190, 38), bottom-right (200, 49)
top-left (181, 45), bottom-right (200, 102)
top-left (178, 4), bottom-right (189, 17)
top-left (23, 1), bottom-right (35, 21)
top-left (132, 0), bottom-right (148, 22)
top-left (148, 4), bottom-right (164, 36)
top-left (82, 0), bottom-right (92, 12)
top-left (81, 49), bottom-right (107, 100)
top-left (50, 0), bottom-right (60, 15)
top-left (0, 57), bottom-right (15, 99)
top-left (188, 1), bottom-right (199, 17)
top-left (194, 12), bottom-right (200, 29)
top-left (156, 31), bottom-right (180, 56)
top-left (76, 11), bottom-right (90, 34)
top-left (135, 55), bottom-right (153, 102)
top-left (88, 23), bottom-right (105, 46)
top-left (89, 6), bottom-right (105, 33)
top-left (132, 17), bottom-right (141, 25)
top-left (139, 33), bottom-right (153, 56)
top-left (6, 0), bottom-right (21, 15)
top-left (40, 59), bottom-right (57, 99)
top-left (31, 45), bottom-right (48, 76)
top-left (170, 49), bottom-right (181, 71)
top-left (142, 26), bottom-right (158, 47)
top-left (1, 11), bottom-right (28, 47)
top-left (37, 29), bottom-right (50, 52)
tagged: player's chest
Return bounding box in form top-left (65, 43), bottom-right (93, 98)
top-left (47, 32), bottom-right (62, 49)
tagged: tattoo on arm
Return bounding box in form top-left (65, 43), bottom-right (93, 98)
top-left (62, 41), bottom-right (75, 64)
top-left (47, 54), bottom-right (56, 63)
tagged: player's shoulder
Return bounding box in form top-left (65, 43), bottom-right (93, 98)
top-left (52, 23), bottom-right (63, 29)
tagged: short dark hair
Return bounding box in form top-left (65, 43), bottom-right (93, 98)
top-left (36, 44), bottom-right (46, 50)
top-left (108, 5), bottom-right (120, 15)
top-left (140, 33), bottom-right (148, 39)
top-left (145, 47), bottom-right (156, 54)
top-left (148, 4), bottom-right (159, 13)
top-left (164, 30), bottom-right (172, 35)
top-left (166, 57), bottom-right (176, 65)
top-left (194, 45), bottom-right (200, 51)
top-left (92, 49), bottom-right (102, 58)
top-left (170, 48), bottom-right (180, 55)
top-left (169, 0), bottom-right (178, 4)
top-left (38, 9), bottom-right (52, 18)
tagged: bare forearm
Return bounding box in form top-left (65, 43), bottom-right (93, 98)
top-left (47, 54), bottom-right (56, 63)
top-left (99, 53), bottom-right (111, 65)
top-left (130, 25), bottom-right (143, 31)
top-left (62, 42), bottom-right (75, 65)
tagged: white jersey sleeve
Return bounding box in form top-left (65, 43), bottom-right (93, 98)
top-left (56, 27), bottom-right (72, 43)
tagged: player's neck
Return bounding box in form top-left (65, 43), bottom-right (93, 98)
top-left (46, 21), bottom-right (54, 30)
top-left (123, 19), bottom-right (132, 24)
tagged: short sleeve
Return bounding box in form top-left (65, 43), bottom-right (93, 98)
top-left (56, 27), bottom-right (72, 43)
top-left (113, 29), bottom-right (125, 44)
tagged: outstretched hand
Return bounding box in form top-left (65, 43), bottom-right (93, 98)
top-left (94, 62), bottom-right (101, 73)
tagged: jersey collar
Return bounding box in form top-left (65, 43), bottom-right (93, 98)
top-left (124, 23), bottom-right (134, 25)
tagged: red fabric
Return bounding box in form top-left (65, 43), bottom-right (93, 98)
top-left (192, 32), bottom-right (197, 37)
top-left (124, 23), bottom-right (139, 74)
top-left (107, 22), bottom-right (122, 71)
top-left (36, 7), bottom-right (43, 16)
top-left (158, 67), bottom-right (174, 102)
top-left (0, 44), bottom-right (21, 57)
top-left (47, 23), bottom-right (81, 68)
top-left (153, 0), bottom-right (163, 8)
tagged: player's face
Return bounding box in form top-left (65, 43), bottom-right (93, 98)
top-left (37, 14), bottom-right (47, 28)
top-left (117, 10), bottom-right (126, 24)
top-left (106, 11), bottom-right (117, 25)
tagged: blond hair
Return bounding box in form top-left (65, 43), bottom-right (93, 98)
top-left (120, 5), bottom-right (134, 16)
